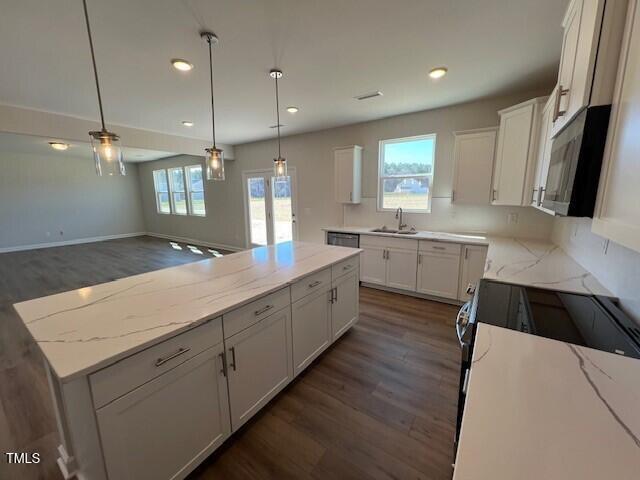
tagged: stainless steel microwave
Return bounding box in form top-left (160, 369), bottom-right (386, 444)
top-left (542, 105), bottom-right (611, 217)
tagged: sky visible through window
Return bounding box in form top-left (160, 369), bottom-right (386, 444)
top-left (383, 138), bottom-right (434, 175)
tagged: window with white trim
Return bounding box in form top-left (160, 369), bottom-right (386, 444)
top-left (186, 165), bottom-right (206, 216)
top-left (153, 166), bottom-right (206, 216)
top-left (152, 169), bottom-right (171, 214)
top-left (377, 134), bottom-right (436, 213)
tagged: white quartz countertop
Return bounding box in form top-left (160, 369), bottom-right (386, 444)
top-left (323, 227), bottom-right (610, 296)
top-left (13, 241), bottom-right (360, 382)
top-left (484, 237), bottom-right (610, 295)
top-left (323, 226), bottom-right (491, 245)
top-left (454, 324), bottom-right (640, 480)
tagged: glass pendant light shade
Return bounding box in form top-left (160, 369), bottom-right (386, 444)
top-left (205, 147), bottom-right (225, 181)
top-left (274, 156), bottom-right (287, 179)
top-left (90, 130), bottom-right (125, 176)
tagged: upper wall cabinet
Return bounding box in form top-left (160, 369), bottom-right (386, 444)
top-left (552, 0), bottom-right (629, 136)
top-left (452, 128), bottom-right (498, 205)
top-left (593, 0), bottom-right (640, 253)
top-left (334, 145), bottom-right (362, 204)
top-left (492, 97), bottom-right (547, 206)
top-left (530, 89), bottom-right (557, 214)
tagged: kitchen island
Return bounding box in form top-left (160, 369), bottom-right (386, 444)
top-left (14, 241), bottom-right (361, 480)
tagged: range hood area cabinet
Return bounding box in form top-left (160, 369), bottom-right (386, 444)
top-left (552, 0), bottom-right (629, 136)
top-left (593, 0), bottom-right (640, 253)
top-left (530, 89), bottom-right (558, 214)
top-left (491, 97), bottom-right (548, 206)
top-left (334, 145), bottom-right (362, 204)
top-left (451, 127), bottom-right (498, 205)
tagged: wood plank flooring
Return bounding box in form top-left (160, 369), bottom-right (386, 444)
top-left (0, 237), bottom-right (461, 480)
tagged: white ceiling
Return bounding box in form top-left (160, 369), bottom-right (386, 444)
top-left (0, 0), bottom-right (568, 146)
top-left (0, 132), bottom-right (174, 163)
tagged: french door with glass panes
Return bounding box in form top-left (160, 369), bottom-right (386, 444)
top-left (242, 168), bottom-right (297, 247)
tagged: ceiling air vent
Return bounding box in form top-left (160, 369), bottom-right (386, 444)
top-left (354, 91), bottom-right (383, 101)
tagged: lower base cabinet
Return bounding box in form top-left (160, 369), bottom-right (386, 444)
top-left (417, 251), bottom-right (461, 299)
top-left (292, 287), bottom-right (332, 375)
top-left (96, 345), bottom-right (230, 480)
top-left (225, 307), bottom-right (293, 431)
top-left (332, 270), bottom-right (359, 339)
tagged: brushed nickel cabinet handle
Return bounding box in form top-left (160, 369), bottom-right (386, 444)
top-left (219, 352), bottom-right (227, 377)
top-left (553, 86), bottom-right (569, 122)
top-left (418, 254), bottom-right (422, 265)
top-left (229, 347), bottom-right (237, 371)
top-left (492, 189), bottom-right (497, 202)
top-left (432, 246), bottom-right (446, 250)
top-left (254, 304), bottom-right (274, 316)
top-left (155, 347), bottom-right (190, 367)
top-left (333, 286), bottom-right (338, 303)
top-left (343, 264), bottom-right (352, 271)
top-left (308, 280), bottom-right (322, 288)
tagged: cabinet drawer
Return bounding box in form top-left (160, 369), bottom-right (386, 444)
top-left (419, 240), bottom-right (462, 256)
top-left (90, 317), bottom-right (223, 409)
top-left (224, 287), bottom-right (290, 338)
top-left (291, 267), bottom-right (331, 303)
top-left (332, 255), bottom-right (360, 281)
top-left (360, 235), bottom-right (418, 251)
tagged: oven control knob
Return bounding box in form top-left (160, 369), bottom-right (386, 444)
top-left (466, 283), bottom-right (476, 295)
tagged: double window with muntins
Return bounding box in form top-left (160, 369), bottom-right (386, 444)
top-left (153, 165), bottom-right (206, 216)
top-left (377, 134), bottom-right (436, 213)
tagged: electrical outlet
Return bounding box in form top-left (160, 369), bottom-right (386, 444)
top-left (507, 213), bottom-right (518, 225)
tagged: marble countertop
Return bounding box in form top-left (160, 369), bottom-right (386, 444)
top-left (484, 237), bottom-right (610, 295)
top-left (454, 323), bottom-right (640, 480)
top-left (322, 226), bottom-right (491, 245)
top-left (323, 227), bottom-right (609, 296)
top-left (13, 241), bottom-right (361, 382)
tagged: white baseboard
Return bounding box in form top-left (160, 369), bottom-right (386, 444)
top-left (145, 232), bottom-right (244, 253)
top-left (0, 232), bottom-right (146, 254)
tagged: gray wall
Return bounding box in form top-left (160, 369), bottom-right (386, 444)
top-left (0, 151), bottom-right (145, 250)
top-left (552, 217), bottom-right (640, 323)
top-left (138, 155), bottom-right (245, 250)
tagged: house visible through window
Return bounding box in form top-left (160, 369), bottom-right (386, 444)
top-left (152, 165), bottom-right (206, 217)
top-left (378, 134), bottom-right (436, 212)
top-left (152, 170), bottom-right (171, 214)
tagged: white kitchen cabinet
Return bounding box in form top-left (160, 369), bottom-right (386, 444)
top-left (360, 245), bottom-right (387, 285)
top-left (96, 345), bottom-right (230, 480)
top-left (552, 0), bottom-right (628, 136)
top-left (331, 270), bottom-right (360, 340)
top-left (226, 307), bottom-right (293, 431)
top-left (417, 252), bottom-right (460, 299)
top-left (530, 90), bottom-right (557, 214)
top-left (593, 0), bottom-right (640, 253)
top-left (458, 245), bottom-right (489, 302)
top-left (335, 145), bottom-right (362, 204)
top-left (360, 236), bottom-right (418, 291)
top-left (452, 128), bottom-right (498, 204)
top-left (492, 97), bottom-right (547, 206)
top-left (291, 287), bottom-right (332, 376)
top-left (385, 247), bottom-right (418, 291)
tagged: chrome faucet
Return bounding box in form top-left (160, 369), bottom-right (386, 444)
top-left (395, 207), bottom-right (407, 231)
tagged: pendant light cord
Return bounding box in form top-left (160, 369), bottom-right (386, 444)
top-left (207, 36), bottom-right (217, 148)
top-left (275, 74), bottom-right (281, 158)
top-left (82, 0), bottom-right (106, 132)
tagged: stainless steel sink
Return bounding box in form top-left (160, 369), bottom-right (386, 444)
top-left (396, 230), bottom-right (417, 235)
top-left (370, 228), bottom-right (398, 233)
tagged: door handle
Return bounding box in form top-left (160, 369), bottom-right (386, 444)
top-left (229, 347), bottom-right (237, 371)
top-left (553, 85), bottom-right (569, 122)
top-left (333, 286), bottom-right (338, 303)
top-left (308, 280), bottom-right (322, 288)
top-left (155, 347), bottom-right (190, 367)
top-left (218, 352), bottom-right (228, 377)
top-left (492, 189), bottom-right (497, 202)
top-left (418, 254), bottom-right (422, 265)
top-left (254, 304), bottom-right (274, 316)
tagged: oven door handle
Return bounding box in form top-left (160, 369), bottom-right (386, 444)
top-left (456, 301), bottom-right (471, 347)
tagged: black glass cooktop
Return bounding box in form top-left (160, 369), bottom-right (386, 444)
top-left (473, 279), bottom-right (640, 359)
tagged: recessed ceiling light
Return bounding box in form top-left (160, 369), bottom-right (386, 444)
top-left (429, 67), bottom-right (448, 79)
top-left (182, 121), bottom-right (194, 127)
top-left (286, 106), bottom-right (299, 114)
top-left (48, 142), bottom-right (69, 151)
top-left (171, 59), bottom-right (193, 72)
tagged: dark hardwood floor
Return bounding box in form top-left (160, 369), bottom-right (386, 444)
top-left (0, 237), bottom-right (460, 480)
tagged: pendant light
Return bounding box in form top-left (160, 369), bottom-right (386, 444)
top-left (82, 0), bottom-right (125, 176)
top-left (270, 69), bottom-right (287, 179)
top-left (201, 31), bottom-right (224, 181)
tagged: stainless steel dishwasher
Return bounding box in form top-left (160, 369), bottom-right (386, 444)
top-left (326, 232), bottom-right (359, 248)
